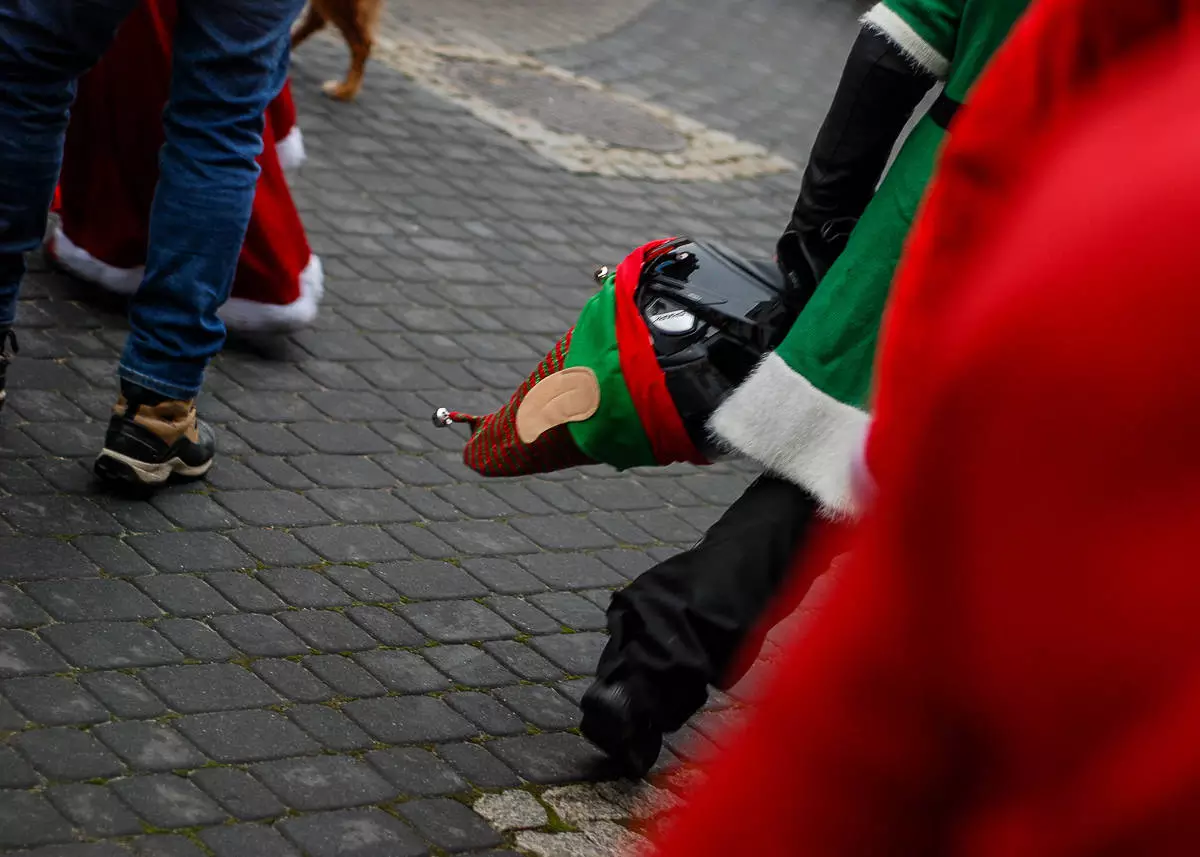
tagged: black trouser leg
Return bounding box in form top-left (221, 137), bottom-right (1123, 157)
top-left (780, 26), bottom-right (936, 282)
top-left (595, 474), bottom-right (820, 733)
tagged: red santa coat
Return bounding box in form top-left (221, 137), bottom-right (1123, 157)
top-left (650, 19), bottom-right (1200, 857)
top-left (49, 0), bottom-right (322, 333)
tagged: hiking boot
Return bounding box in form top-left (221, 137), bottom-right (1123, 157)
top-left (94, 387), bottom-right (215, 487)
top-left (0, 329), bottom-right (17, 413)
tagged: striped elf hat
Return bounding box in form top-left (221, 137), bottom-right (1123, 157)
top-left (435, 238), bottom-right (707, 477)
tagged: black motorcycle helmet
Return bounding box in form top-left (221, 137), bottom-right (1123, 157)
top-left (630, 236), bottom-right (818, 459)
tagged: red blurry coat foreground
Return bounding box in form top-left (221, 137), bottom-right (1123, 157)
top-left (49, 0), bottom-right (322, 333)
top-left (651, 20), bottom-right (1200, 857)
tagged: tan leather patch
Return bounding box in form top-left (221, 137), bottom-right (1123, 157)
top-left (115, 395), bottom-right (199, 446)
top-left (516, 367), bottom-right (601, 443)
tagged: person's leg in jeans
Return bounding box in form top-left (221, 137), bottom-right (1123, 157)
top-left (93, 0), bottom-right (305, 486)
top-left (0, 0), bottom-right (140, 409)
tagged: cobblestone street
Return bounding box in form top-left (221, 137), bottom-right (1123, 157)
top-left (0, 1), bottom-right (859, 854)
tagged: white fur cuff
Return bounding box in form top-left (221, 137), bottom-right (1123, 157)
top-left (708, 352), bottom-right (869, 517)
top-left (861, 3), bottom-right (950, 79)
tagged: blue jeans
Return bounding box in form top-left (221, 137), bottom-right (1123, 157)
top-left (0, 0), bottom-right (305, 400)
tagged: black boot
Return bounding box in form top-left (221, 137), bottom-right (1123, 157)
top-left (581, 475), bottom-right (821, 775)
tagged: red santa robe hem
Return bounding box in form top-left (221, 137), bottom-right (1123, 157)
top-left (649, 26), bottom-right (1200, 857)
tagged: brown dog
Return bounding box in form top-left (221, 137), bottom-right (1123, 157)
top-left (291, 0), bottom-right (382, 101)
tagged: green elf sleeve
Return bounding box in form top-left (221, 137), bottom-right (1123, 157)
top-left (861, 0), bottom-right (965, 80)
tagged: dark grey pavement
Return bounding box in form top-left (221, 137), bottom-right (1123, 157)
top-left (0, 1), bottom-right (859, 853)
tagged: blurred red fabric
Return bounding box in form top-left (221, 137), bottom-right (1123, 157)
top-left (650, 8), bottom-right (1200, 857)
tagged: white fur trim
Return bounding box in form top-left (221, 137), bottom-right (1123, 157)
top-left (275, 126), bottom-right (307, 172)
top-left (861, 3), bottom-right (950, 79)
top-left (49, 227), bottom-right (142, 295)
top-left (218, 254), bottom-right (324, 333)
top-left (50, 226), bottom-right (324, 333)
top-left (708, 352), bottom-right (869, 517)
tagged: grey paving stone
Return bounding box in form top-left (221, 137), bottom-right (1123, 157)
top-left (399, 798), bottom-right (502, 852)
top-left (373, 454), bottom-right (453, 486)
top-left (344, 606), bottom-right (424, 647)
top-left (230, 422), bottom-right (314, 456)
top-left (366, 747), bottom-right (467, 796)
top-left (489, 733), bottom-right (608, 785)
top-left (205, 459), bottom-right (271, 491)
top-left (0, 744), bottom-right (38, 787)
top-left (190, 767), bottom-right (286, 821)
top-left (286, 703), bottom-right (374, 751)
top-left (399, 600), bottom-right (516, 642)
top-left (344, 695), bottom-right (476, 743)
top-left (279, 609), bottom-right (377, 652)
top-left (0, 630), bottom-right (69, 677)
top-left (481, 596), bottom-right (560, 635)
top-left (214, 491), bottom-right (331, 528)
top-left (95, 722), bottom-right (207, 772)
top-left (372, 560), bottom-right (487, 600)
top-left (433, 484), bottom-right (513, 519)
top-left (423, 645), bottom-right (516, 688)
top-left (128, 532), bottom-right (253, 572)
top-left (137, 576), bottom-right (236, 617)
top-left (253, 756), bottom-right (396, 810)
top-left (219, 391), bottom-right (324, 422)
top-left (518, 553), bottom-right (625, 590)
top-left (229, 527), bottom-right (321, 567)
top-left (79, 672), bottom-right (166, 719)
top-left (142, 663), bottom-right (280, 713)
top-left (210, 613), bottom-right (309, 657)
top-left (278, 808), bottom-right (427, 857)
top-left (307, 488), bottom-right (418, 524)
top-left (586, 510), bottom-right (656, 545)
top-left (324, 566), bottom-right (400, 603)
top-left (493, 685), bottom-right (581, 729)
top-left (293, 525), bottom-right (409, 562)
top-left (392, 486), bottom-right (459, 521)
top-left (2, 676), bottom-right (108, 725)
top-left (522, 481), bottom-right (593, 514)
top-left (528, 632), bottom-right (607, 675)
top-left (290, 422), bottom-right (392, 455)
top-left (302, 654), bottom-right (387, 698)
top-left (253, 658), bottom-right (333, 703)
top-left (41, 622), bottom-right (184, 669)
top-left (16, 727), bottom-right (124, 780)
top-left (289, 455), bottom-right (396, 489)
top-left (443, 691), bottom-right (528, 737)
top-left (200, 823), bottom-right (301, 857)
top-left (354, 649), bottom-right (450, 693)
top-left (176, 710), bottom-right (318, 763)
top-left (204, 572), bottom-right (286, 612)
top-left (386, 523), bottom-right (456, 559)
top-left (72, 535), bottom-right (155, 576)
top-left (113, 774), bottom-right (227, 828)
top-left (460, 557), bottom-right (548, 595)
top-left (437, 742), bottom-right (522, 789)
top-left (0, 694), bottom-right (25, 729)
top-left (155, 618), bottom-right (237, 660)
top-left (529, 591), bottom-right (608, 631)
top-left (258, 568), bottom-right (354, 608)
top-left (0, 791), bottom-right (73, 848)
top-left (0, 495), bottom-right (121, 536)
top-left (426, 521), bottom-right (536, 556)
top-left (46, 784), bottom-right (143, 836)
top-left (133, 834), bottom-right (208, 857)
top-left (595, 547), bottom-right (658, 579)
top-left (0, 584), bottom-right (50, 628)
top-left (568, 478), bottom-right (664, 511)
top-left (150, 492), bottom-right (239, 530)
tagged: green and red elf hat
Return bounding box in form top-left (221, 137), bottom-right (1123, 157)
top-left (435, 238), bottom-right (708, 477)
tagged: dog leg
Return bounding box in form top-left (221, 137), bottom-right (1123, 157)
top-left (291, 3), bottom-right (327, 50)
top-left (320, 0), bottom-right (378, 101)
